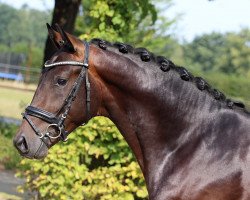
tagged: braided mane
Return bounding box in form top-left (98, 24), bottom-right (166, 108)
top-left (90, 38), bottom-right (249, 114)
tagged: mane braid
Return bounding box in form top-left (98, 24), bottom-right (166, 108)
top-left (90, 38), bottom-right (248, 114)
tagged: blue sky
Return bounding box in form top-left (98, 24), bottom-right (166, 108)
top-left (1, 0), bottom-right (250, 41)
top-left (167, 0), bottom-right (250, 41)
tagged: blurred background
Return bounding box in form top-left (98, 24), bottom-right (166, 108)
top-left (0, 0), bottom-right (249, 199)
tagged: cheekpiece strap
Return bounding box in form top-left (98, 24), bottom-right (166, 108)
top-left (83, 40), bottom-right (89, 65)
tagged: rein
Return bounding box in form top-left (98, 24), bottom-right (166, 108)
top-left (22, 41), bottom-right (90, 143)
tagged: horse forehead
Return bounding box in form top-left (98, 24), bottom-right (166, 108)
top-left (45, 54), bottom-right (60, 65)
top-left (49, 51), bottom-right (76, 63)
top-left (50, 54), bottom-right (59, 62)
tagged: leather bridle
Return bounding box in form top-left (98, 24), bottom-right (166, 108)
top-left (22, 41), bottom-right (90, 143)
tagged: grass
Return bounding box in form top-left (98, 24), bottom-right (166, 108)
top-left (0, 87), bottom-right (34, 119)
top-left (0, 83), bottom-right (35, 170)
top-left (0, 80), bottom-right (37, 91)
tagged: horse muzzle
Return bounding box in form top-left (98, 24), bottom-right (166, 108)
top-left (14, 130), bottom-right (49, 159)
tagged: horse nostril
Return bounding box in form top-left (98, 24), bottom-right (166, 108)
top-left (15, 136), bottom-right (29, 154)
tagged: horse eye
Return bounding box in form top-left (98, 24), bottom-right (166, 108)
top-left (57, 78), bottom-right (67, 86)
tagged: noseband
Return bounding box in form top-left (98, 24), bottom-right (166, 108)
top-left (22, 41), bottom-right (90, 143)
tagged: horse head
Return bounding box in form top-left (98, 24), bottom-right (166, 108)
top-left (13, 24), bottom-right (102, 159)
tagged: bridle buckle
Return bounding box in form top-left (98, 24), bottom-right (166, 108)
top-left (45, 124), bottom-right (62, 139)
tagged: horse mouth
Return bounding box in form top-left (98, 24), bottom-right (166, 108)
top-left (33, 152), bottom-right (48, 160)
top-left (33, 140), bottom-right (49, 160)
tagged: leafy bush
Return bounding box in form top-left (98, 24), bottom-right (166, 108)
top-left (17, 117), bottom-right (147, 200)
top-left (0, 134), bottom-right (22, 169)
top-left (0, 122), bottom-right (22, 169)
top-left (0, 121), bottom-right (18, 138)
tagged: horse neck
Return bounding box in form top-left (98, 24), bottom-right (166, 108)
top-left (90, 45), bottom-right (219, 180)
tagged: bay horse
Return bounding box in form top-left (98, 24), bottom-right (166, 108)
top-left (14, 24), bottom-right (250, 200)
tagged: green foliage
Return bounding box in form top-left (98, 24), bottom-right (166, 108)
top-left (76, 0), bottom-right (157, 41)
top-left (183, 32), bottom-right (226, 71)
top-left (183, 29), bottom-right (250, 76)
top-left (0, 4), bottom-right (50, 47)
top-left (182, 29), bottom-right (250, 108)
top-left (0, 135), bottom-right (22, 169)
top-left (75, 0), bottom-right (180, 65)
top-left (0, 122), bottom-right (21, 169)
top-left (17, 117), bottom-right (147, 200)
top-left (220, 29), bottom-right (250, 74)
top-left (0, 3), bottom-right (51, 67)
top-left (127, 0), bottom-right (179, 58)
top-left (0, 121), bottom-right (18, 138)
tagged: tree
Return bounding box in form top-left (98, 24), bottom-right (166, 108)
top-left (183, 32), bottom-right (226, 72)
top-left (76, 0), bottom-right (157, 42)
top-left (0, 4), bottom-right (18, 47)
top-left (75, 0), bottom-right (180, 61)
top-left (0, 3), bottom-right (50, 68)
top-left (126, 0), bottom-right (180, 60)
top-left (0, 4), bottom-right (49, 48)
top-left (220, 29), bottom-right (250, 74)
top-left (183, 29), bottom-right (250, 75)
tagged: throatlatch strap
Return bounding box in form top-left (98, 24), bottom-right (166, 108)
top-left (83, 41), bottom-right (91, 121)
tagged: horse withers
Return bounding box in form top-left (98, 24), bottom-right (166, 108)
top-left (14, 24), bottom-right (250, 200)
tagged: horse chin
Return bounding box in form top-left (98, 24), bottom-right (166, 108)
top-left (27, 141), bottom-right (49, 160)
top-left (33, 148), bottom-right (48, 160)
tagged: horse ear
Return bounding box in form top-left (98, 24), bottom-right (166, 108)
top-left (54, 23), bottom-right (76, 52)
top-left (46, 23), bottom-right (64, 49)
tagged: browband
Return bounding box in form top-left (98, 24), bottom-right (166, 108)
top-left (44, 61), bottom-right (88, 68)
